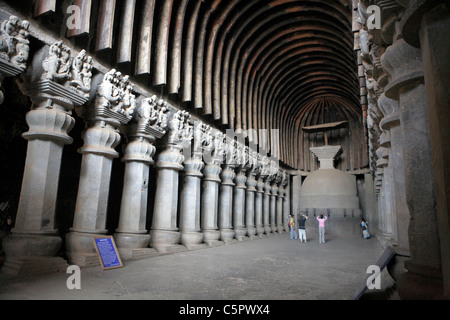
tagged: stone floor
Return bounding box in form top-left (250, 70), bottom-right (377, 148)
top-left (0, 232), bottom-right (380, 300)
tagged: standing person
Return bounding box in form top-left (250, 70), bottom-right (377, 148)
top-left (288, 215), bottom-right (297, 240)
top-left (360, 218), bottom-right (370, 239)
top-left (297, 213), bottom-right (308, 243)
top-left (317, 213), bottom-right (328, 244)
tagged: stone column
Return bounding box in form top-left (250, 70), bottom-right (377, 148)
top-left (179, 155), bottom-right (204, 249)
top-left (255, 174), bottom-right (266, 237)
top-left (179, 123), bottom-right (212, 250)
top-left (379, 93), bottom-right (410, 256)
top-left (218, 140), bottom-right (239, 243)
top-left (283, 174), bottom-right (290, 232)
top-left (402, 0), bottom-right (450, 298)
top-left (218, 164), bottom-right (237, 243)
top-left (113, 96), bottom-right (169, 260)
top-left (0, 16), bottom-right (30, 105)
top-left (201, 131), bottom-right (225, 246)
top-left (291, 174), bottom-right (302, 217)
top-left (375, 146), bottom-right (394, 240)
top-left (150, 110), bottom-right (193, 253)
top-left (245, 152), bottom-right (261, 239)
top-left (270, 177), bottom-right (280, 233)
top-left (382, 37), bottom-right (442, 299)
top-left (233, 145), bottom-right (250, 241)
top-left (2, 42), bottom-right (91, 275)
top-left (263, 174), bottom-right (275, 235)
top-left (277, 171), bottom-right (287, 233)
top-left (66, 69), bottom-right (135, 267)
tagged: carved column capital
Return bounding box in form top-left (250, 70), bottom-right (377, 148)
top-left (0, 16), bottom-right (30, 104)
top-left (123, 96), bottom-right (170, 164)
top-left (156, 110), bottom-right (193, 170)
top-left (211, 130), bottom-right (226, 165)
top-left (381, 39), bottom-right (424, 99)
top-left (78, 69), bottom-right (135, 127)
top-left (17, 41), bottom-right (93, 112)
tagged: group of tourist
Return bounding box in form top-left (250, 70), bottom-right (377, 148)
top-left (287, 213), bottom-right (371, 243)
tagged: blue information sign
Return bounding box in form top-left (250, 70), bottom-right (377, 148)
top-left (93, 236), bottom-right (124, 270)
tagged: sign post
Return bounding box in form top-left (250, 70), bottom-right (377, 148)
top-left (92, 236), bottom-right (124, 270)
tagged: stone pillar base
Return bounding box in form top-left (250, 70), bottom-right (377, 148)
top-left (264, 226), bottom-right (272, 235)
top-left (277, 225), bottom-right (285, 233)
top-left (220, 229), bottom-right (236, 243)
top-left (256, 226), bottom-right (265, 237)
top-left (2, 233), bottom-right (62, 258)
top-left (234, 228), bottom-right (247, 241)
top-left (180, 231), bottom-right (205, 250)
top-left (65, 231), bottom-right (106, 267)
top-left (149, 229), bottom-right (181, 253)
top-left (397, 261), bottom-right (444, 299)
top-left (114, 232), bottom-right (151, 249)
top-left (204, 239), bottom-right (225, 247)
top-left (118, 248), bottom-right (159, 261)
top-left (66, 252), bottom-right (100, 268)
top-left (246, 227), bottom-right (257, 239)
top-left (203, 229), bottom-right (220, 241)
top-left (1, 256), bottom-right (68, 276)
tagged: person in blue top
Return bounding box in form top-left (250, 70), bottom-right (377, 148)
top-left (360, 218), bottom-right (370, 239)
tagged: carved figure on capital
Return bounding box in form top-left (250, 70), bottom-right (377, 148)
top-left (70, 50), bottom-right (93, 97)
top-left (39, 42), bottom-right (93, 100)
top-left (0, 15), bottom-right (30, 69)
top-left (96, 69), bottom-right (136, 120)
top-left (0, 16), bottom-right (30, 104)
top-left (225, 139), bottom-right (241, 167)
top-left (212, 131), bottom-right (226, 164)
top-left (134, 95), bottom-right (169, 135)
top-left (192, 122), bottom-right (213, 157)
top-left (167, 110), bottom-right (193, 146)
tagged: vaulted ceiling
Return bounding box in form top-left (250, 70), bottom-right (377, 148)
top-left (10, 0), bottom-right (367, 170)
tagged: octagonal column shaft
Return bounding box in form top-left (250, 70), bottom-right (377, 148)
top-left (66, 69), bottom-right (135, 267)
top-left (179, 156), bottom-right (205, 249)
top-left (233, 168), bottom-right (247, 240)
top-left (255, 177), bottom-right (265, 236)
top-left (270, 184), bottom-right (278, 233)
top-left (277, 187), bottom-right (285, 233)
top-left (66, 121), bottom-right (122, 266)
top-left (245, 173), bottom-right (257, 239)
top-left (150, 144), bottom-right (184, 252)
top-left (149, 109), bottom-right (192, 253)
top-left (2, 40), bottom-right (90, 275)
top-left (263, 179), bottom-right (272, 235)
top-left (218, 165), bottom-right (236, 242)
top-left (2, 99), bottom-right (76, 275)
top-left (113, 130), bottom-right (158, 260)
top-left (201, 162), bottom-right (222, 245)
top-left (382, 38), bottom-right (442, 299)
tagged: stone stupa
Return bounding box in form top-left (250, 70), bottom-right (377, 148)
top-left (299, 122), bottom-right (361, 236)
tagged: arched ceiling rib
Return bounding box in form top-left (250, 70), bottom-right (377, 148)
top-left (182, 0), bottom-right (362, 168)
top-left (27, 0), bottom-right (364, 170)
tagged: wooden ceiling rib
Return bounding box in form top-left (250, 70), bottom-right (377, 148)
top-left (27, 0), bottom-right (365, 170)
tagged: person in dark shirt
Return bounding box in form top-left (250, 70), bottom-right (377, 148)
top-left (297, 213), bottom-right (308, 243)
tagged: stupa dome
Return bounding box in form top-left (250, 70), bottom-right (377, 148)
top-left (299, 145), bottom-right (360, 211)
top-left (301, 168), bottom-right (357, 197)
